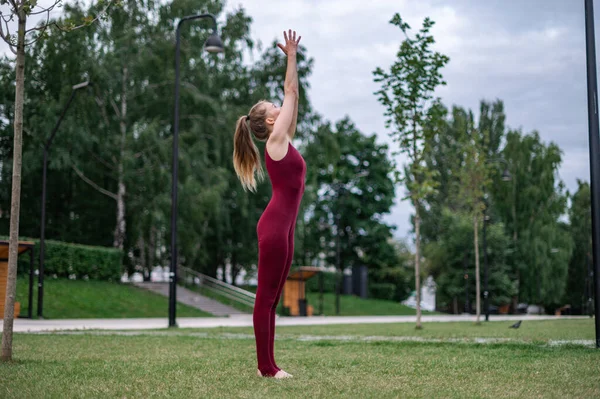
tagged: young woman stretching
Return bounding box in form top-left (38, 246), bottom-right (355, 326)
top-left (232, 30), bottom-right (305, 379)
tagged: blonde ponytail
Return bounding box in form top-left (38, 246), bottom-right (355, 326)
top-left (233, 115), bottom-right (264, 192)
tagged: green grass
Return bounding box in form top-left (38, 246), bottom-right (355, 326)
top-left (1, 320), bottom-right (598, 398)
top-left (15, 278), bottom-right (212, 319)
top-left (303, 292), bottom-right (438, 316)
top-left (185, 318), bottom-right (595, 343)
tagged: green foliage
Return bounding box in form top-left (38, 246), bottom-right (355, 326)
top-left (0, 0), bottom-right (316, 285)
top-left (424, 209), bottom-right (515, 312)
top-left (301, 117), bottom-right (397, 273)
top-left (305, 271), bottom-right (337, 294)
top-left (373, 14), bottom-right (449, 195)
top-left (565, 180), bottom-right (592, 313)
top-left (368, 283), bottom-right (396, 301)
top-left (4, 236), bottom-right (122, 280)
top-left (492, 130), bottom-right (572, 307)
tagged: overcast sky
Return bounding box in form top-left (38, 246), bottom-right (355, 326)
top-left (1, 0), bottom-right (598, 241)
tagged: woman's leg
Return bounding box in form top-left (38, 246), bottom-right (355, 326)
top-left (268, 224), bottom-right (295, 370)
top-left (253, 232), bottom-right (288, 376)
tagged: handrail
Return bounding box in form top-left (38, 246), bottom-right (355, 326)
top-left (178, 266), bottom-right (256, 307)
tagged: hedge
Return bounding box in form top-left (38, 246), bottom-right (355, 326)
top-left (369, 283), bottom-right (396, 301)
top-left (1, 236), bottom-right (122, 281)
top-left (305, 271), bottom-right (338, 293)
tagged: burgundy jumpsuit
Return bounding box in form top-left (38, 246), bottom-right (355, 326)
top-left (254, 141), bottom-right (306, 376)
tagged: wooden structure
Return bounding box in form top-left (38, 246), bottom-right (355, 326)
top-left (282, 266), bottom-right (320, 316)
top-left (0, 240), bottom-right (34, 319)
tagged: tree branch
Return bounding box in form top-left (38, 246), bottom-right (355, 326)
top-left (24, 8), bottom-right (50, 34)
top-left (87, 149), bottom-right (116, 171)
top-left (72, 164), bottom-right (118, 200)
top-left (94, 94), bottom-right (112, 126)
top-left (109, 97), bottom-right (121, 119)
top-left (28, 1), bottom-right (61, 16)
top-left (53, 0), bottom-right (116, 33)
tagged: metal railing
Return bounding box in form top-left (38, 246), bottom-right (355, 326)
top-left (178, 266), bottom-right (256, 307)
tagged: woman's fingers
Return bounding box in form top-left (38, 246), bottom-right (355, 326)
top-left (277, 43), bottom-right (287, 54)
top-left (283, 30), bottom-right (288, 43)
top-left (296, 36), bottom-right (301, 45)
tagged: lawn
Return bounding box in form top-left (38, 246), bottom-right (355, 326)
top-left (304, 292), bottom-right (438, 316)
top-left (1, 319), bottom-right (598, 398)
top-left (15, 278), bottom-right (212, 319)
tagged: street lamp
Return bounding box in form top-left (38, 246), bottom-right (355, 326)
top-left (169, 14), bottom-right (223, 328)
top-left (39, 81), bottom-right (91, 319)
top-left (482, 159), bottom-right (511, 321)
top-left (584, 0), bottom-right (600, 349)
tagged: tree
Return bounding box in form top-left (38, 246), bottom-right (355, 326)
top-left (373, 14), bottom-right (449, 328)
top-left (420, 100), bottom-right (515, 315)
top-left (566, 180), bottom-right (592, 314)
top-left (0, 0), bottom-right (116, 362)
top-left (492, 130), bottom-right (572, 310)
top-left (425, 209), bottom-right (513, 314)
top-left (302, 117), bottom-right (396, 307)
top-left (456, 111), bottom-right (488, 324)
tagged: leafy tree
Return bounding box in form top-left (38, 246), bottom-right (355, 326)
top-left (302, 117), bottom-right (396, 307)
top-left (566, 180), bottom-right (593, 314)
top-left (0, 0), bottom-right (117, 362)
top-left (373, 14), bottom-right (449, 327)
top-left (492, 130), bottom-right (572, 310)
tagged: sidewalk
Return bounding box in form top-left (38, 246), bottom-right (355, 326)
top-left (2, 314), bottom-right (589, 333)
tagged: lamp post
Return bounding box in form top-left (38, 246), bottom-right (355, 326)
top-left (584, 0), bottom-right (600, 349)
top-left (39, 81), bottom-right (90, 319)
top-left (170, 14), bottom-right (223, 328)
top-left (482, 160), bottom-right (511, 322)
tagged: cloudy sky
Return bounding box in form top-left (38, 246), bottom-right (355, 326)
top-left (1, 0), bottom-right (597, 240)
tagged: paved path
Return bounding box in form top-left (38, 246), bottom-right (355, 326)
top-left (2, 314), bottom-right (588, 333)
top-left (133, 282), bottom-right (246, 317)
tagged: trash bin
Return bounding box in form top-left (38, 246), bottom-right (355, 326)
top-left (298, 299), bottom-right (307, 316)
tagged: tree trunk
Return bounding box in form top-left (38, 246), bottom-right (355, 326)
top-left (113, 67), bottom-right (128, 250)
top-left (474, 212), bottom-right (481, 324)
top-left (453, 296), bottom-right (458, 314)
top-left (2, 11), bottom-right (26, 362)
top-left (414, 203), bottom-right (422, 329)
top-left (137, 235), bottom-right (147, 280)
top-left (146, 227), bottom-right (156, 282)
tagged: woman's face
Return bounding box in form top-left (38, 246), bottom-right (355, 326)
top-left (264, 101), bottom-right (280, 122)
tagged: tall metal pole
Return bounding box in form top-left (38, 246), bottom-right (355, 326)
top-left (170, 21), bottom-right (183, 329)
top-left (39, 82), bottom-right (88, 318)
top-left (584, 0), bottom-right (600, 348)
top-left (170, 14), bottom-right (220, 328)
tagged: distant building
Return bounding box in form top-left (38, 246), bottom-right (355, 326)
top-left (401, 275), bottom-right (436, 311)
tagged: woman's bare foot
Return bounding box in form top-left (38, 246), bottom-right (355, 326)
top-left (274, 370), bottom-right (293, 379)
top-left (257, 369), bottom-right (293, 379)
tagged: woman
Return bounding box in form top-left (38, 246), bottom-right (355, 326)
top-left (232, 30), bottom-right (304, 379)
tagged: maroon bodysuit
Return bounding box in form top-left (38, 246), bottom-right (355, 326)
top-left (254, 141), bottom-right (306, 376)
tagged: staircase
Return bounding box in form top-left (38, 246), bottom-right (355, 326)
top-left (133, 282), bottom-right (248, 317)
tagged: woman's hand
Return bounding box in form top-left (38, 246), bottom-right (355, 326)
top-left (277, 29), bottom-right (301, 56)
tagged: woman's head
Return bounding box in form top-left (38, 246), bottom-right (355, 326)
top-left (233, 100), bottom-right (281, 191)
